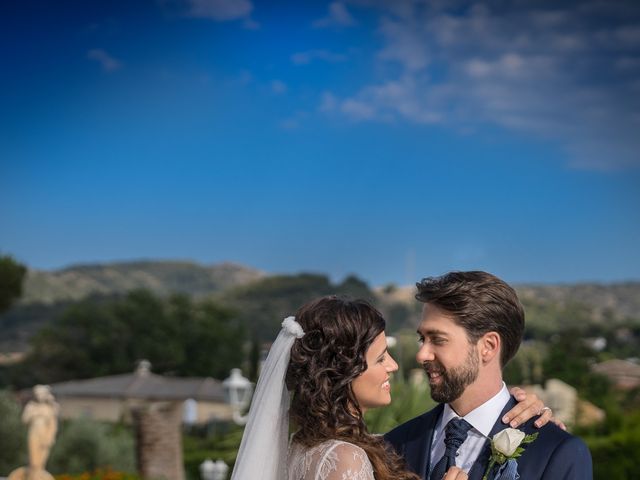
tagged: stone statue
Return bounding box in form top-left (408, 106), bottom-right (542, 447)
top-left (8, 385), bottom-right (58, 480)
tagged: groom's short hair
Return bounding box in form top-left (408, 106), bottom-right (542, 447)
top-left (415, 271), bottom-right (524, 366)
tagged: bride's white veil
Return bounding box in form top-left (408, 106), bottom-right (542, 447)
top-left (230, 316), bottom-right (304, 480)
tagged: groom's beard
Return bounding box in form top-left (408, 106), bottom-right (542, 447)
top-left (422, 346), bottom-right (479, 404)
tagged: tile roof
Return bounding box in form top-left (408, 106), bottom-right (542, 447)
top-left (49, 369), bottom-right (226, 402)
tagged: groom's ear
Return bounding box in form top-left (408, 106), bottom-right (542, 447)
top-left (479, 331), bottom-right (500, 364)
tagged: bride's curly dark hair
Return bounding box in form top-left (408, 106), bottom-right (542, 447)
top-left (285, 296), bottom-right (420, 480)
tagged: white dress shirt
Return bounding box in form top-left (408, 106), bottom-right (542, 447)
top-left (429, 383), bottom-right (511, 475)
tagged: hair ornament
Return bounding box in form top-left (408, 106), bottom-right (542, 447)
top-left (282, 316), bottom-right (305, 338)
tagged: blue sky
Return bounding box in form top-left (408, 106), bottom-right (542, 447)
top-left (1, 0), bottom-right (639, 286)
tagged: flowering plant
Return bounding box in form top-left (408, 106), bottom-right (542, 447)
top-left (55, 469), bottom-right (142, 480)
top-left (481, 428), bottom-right (538, 480)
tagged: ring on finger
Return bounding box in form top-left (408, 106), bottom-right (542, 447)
top-left (538, 406), bottom-right (552, 415)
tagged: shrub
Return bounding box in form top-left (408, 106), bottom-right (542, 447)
top-left (364, 379), bottom-right (435, 434)
top-left (55, 468), bottom-right (142, 480)
top-left (48, 419), bottom-right (135, 475)
top-left (0, 390), bottom-right (27, 475)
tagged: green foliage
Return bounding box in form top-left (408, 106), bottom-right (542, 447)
top-left (14, 290), bottom-right (244, 386)
top-left (364, 379), bottom-right (435, 434)
top-left (48, 419), bottom-right (135, 475)
top-left (388, 330), bottom-right (420, 380)
top-left (542, 329), bottom-right (613, 407)
top-left (522, 298), bottom-right (594, 338)
top-left (383, 302), bottom-right (417, 332)
top-left (218, 273), bottom-right (375, 342)
top-left (503, 342), bottom-right (546, 386)
top-left (0, 254), bottom-right (27, 314)
top-left (336, 275), bottom-right (374, 301)
top-left (0, 390), bottom-right (27, 474)
top-left (0, 300), bottom-right (74, 354)
top-left (175, 297), bottom-right (246, 379)
top-left (599, 321), bottom-right (640, 359)
top-left (585, 411), bottom-right (640, 480)
top-left (183, 427), bottom-right (244, 480)
top-left (55, 468), bottom-right (142, 480)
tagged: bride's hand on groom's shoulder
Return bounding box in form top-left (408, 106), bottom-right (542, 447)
top-left (505, 387), bottom-right (567, 430)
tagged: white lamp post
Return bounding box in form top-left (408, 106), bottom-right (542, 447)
top-left (200, 459), bottom-right (229, 480)
top-left (222, 368), bottom-right (253, 425)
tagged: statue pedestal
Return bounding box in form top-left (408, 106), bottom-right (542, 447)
top-left (8, 467), bottom-right (55, 480)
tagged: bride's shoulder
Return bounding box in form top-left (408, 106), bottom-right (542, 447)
top-left (290, 438), bottom-right (364, 455)
top-left (321, 440), bottom-right (368, 458)
top-left (314, 440), bottom-right (373, 479)
top-left (288, 440), bottom-right (374, 480)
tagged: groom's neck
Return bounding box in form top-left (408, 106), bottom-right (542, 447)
top-left (449, 372), bottom-right (503, 417)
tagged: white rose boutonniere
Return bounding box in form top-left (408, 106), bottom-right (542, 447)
top-left (481, 428), bottom-right (538, 480)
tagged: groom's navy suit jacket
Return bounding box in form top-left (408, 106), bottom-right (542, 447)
top-left (384, 396), bottom-right (592, 480)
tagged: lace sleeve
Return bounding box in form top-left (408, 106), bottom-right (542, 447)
top-left (316, 442), bottom-right (375, 480)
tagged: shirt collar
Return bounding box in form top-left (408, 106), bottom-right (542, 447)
top-left (442, 382), bottom-right (510, 438)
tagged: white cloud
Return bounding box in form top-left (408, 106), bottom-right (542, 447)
top-left (320, 77), bottom-right (444, 124)
top-left (319, 92), bottom-right (339, 112)
top-left (377, 18), bottom-right (428, 71)
top-left (320, 1), bottom-right (640, 169)
top-left (185, 0), bottom-right (252, 21)
top-left (616, 57), bottom-right (640, 70)
top-left (616, 25), bottom-right (640, 46)
top-left (466, 59), bottom-right (492, 78)
top-left (87, 49), bottom-right (122, 72)
top-left (291, 49), bottom-right (348, 65)
top-left (529, 10), bottom-right (569, 29)
top-left (270, 80), bottom-right (287, 94)
top-left (279, 118), bottom-right (300, 130)
top-left (320, 91), bottom-right (376, 120)
top-left (278, 111), bottom-right (309, 130)
top-left (243, 17), bottom-right (260, 29)
top-left (313, 2), bottom-right (356, 28)
top-left (340, 99), bottom-right (376, 120)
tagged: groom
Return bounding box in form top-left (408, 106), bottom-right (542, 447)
top-left (385, 271), bottom-right (592, 479)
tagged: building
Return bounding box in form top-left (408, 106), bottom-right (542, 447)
top-left (44, 360), bottom-right (236, 425)
top-left (592, 358), bottom-right (640, 390)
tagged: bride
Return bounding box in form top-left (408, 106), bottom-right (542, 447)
top-left (230, 296), bottom-right (553, 480)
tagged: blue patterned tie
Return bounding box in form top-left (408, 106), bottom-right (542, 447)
top-left (430, 417), bottom-right (473, 480)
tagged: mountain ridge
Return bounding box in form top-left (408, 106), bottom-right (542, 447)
top-left (20, 260), bottom-right (265, 305)
top-left (2, 260), bottom-right (638, 352)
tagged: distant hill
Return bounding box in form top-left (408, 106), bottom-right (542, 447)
top-left (2, 260), bottom-right (639, 352)
top-left (376, 281), bottom-right (640, 329)
top-left (0, 260), bottom-right (265, 351)
top-left (19, 260), bottom-right (265, 304)
top-left (516, 282), bottom-right (640, 322)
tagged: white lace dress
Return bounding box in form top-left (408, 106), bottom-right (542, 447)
top-left (287, 440), bottom-right (375, 480)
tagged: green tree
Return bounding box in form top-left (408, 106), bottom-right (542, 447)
top-left (522, 298), bottom-right (594, 339)
top-left (0, 390), bottom-right (27, 474)
top-left (504, 343), bottom-right (546, 386)
top-left (384, 302), bottom-right (416, 331)
top-left (183, 426), bottom-right (245, 480)
top-left (219, 273), bottom-right (375, 342)
top-left (174, 297), bottom-right (245, 379)
top-left (17, 290), bottom-right (244, 385)
top-left (48, 419), bottom-right (135, 474)
top-left (585, 410), bottom-right (640, 480)
top-left (364, 379), bottom-right (435, 434)
top-left (0, 254), bottom-right (27, 314)
top-left (542, 329), bottom-right (612, 407)
top-left (337, 275), bottom-right (374, 301)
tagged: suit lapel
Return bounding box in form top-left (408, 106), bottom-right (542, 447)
top-left (408, 403), bottom-right (444, 479)
top-left (467, 397), bottom-right (517, 480)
